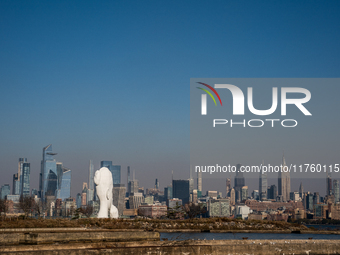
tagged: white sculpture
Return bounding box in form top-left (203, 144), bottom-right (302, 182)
top-left (94, 167), bottom-right (119, 218)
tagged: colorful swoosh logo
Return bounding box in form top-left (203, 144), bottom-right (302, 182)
top-left (196, 82), bottom-right (223, 106)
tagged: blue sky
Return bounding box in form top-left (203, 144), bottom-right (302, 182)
top-left (0, 0), bottom-right (339, 196)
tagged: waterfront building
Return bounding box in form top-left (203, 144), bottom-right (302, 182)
top-left (100, 161), bottom-right (121, 184)
top-left (278, 153), bottom-right (290, 202)
top-left (172, 180), bottom-right (190, 205)
top-left (208, 198), bottom-right (230, 217)
top-left (113, 184), bottom-right (126, 215)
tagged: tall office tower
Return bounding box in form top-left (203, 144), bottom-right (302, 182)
top-left (327, 173), bottom-right (333, 196)
top-left (21, 161), bottom-right (30, 196)
top-left (226, 178), bottom-right (231, 198)
top-left (89, 160), bottom-right (94, 190)
top-left (241, 186), bottom-right (248, 201)
top-left (127, 166), bottom-right (130, 195)
top-left (333, 180), bottom-right (340, 202)
top-left (259, 161), bottom-right (267, 200)
top-left (55, 162), bottom-right (71, 201)
top-left (230, 188), bottom-right (235, 206)
top-left (113, 184), bottom-right (126, 216)
top-left (129, 180), bottom-right (139, 194)
top-left (299, 182), bottom-right (304, 198)
top-left (278, 153), bottom-right (290, 202)
top-left (81, 185), bottom-right (88, 206)
top-left (0, 184), bottom-right (10, 199)
top-left (197, 168), bottom-right (202, 197)
top-left (172, 180), bottom-right (190, 205)
top-left (129, 193), bottom-right (144, 209)
top-left (12, 173), bottom-right (19, 195)
top-left (17, 158), bottom-right (27, 195)
top-left (164, 185), bottom-right (173, 201)
top-left (76, 193), bottom-right (82, 208)
top-left (306, 193), bottom-right (314, 210)
top-left (86, 160), bottom-right (94, 202)
top-left (40, 145), bottom-right (58, 202)
top-left (313, 192), bottom-right (320, 206)
top-left (100, 161), bottom-right (121, 184)
top-left (252, 190), bottom-right (259, 200)
top-left (234, 164), bottom-right (245, 203)
top-left (268, 184), bottom-right (277, 200)
top-left (155, 178), bottom-right (159, 189)
top-left (188, 167), bottom-right (194, 196)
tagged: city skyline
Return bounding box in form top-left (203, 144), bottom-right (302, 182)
top-left (1, 1), bottom-right (339, 197)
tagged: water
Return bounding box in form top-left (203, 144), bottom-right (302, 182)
top-left (160, 232), bottom-right (340, 241)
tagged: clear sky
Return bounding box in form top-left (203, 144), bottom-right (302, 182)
top-left (0, 0), bottom-right (339, 197)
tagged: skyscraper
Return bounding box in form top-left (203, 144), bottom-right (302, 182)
top-left (127, 166), bottom-right (131, 195)
top-left (334, 180), bottom-right (339, 203)
top-left (100, 161), bottom-right (121, 184)
top-left (234, 164), bottom-right (245, 203)
top-left (327, 173), bottom-right (333, 196)
top-left (197, 168), bottom-right (202, 197)
top-left (89, 160), bottom-right (94, 190)
top-left (113, 184), bottom-right (126, 216)
top-left (40, 145), bottom-right (58, 202)
top-left (172, 180), bottom-right (190, 205)
top-left (21, 161), bottom-right (30, 196)
top-left (226, 178), bottom-right (231, 198)
top-left (299, 182), bottom-right (304, 198)
top-left (259, 161), bottom-right (267, 200)
top-left (12, 173), bottom-right (19, 195)
top-left (278, 153), bottom-right (290, 202)
top-left (155, 178), bottom-right (159, 189)
top-left (0, 184), bottom-right (10, 200)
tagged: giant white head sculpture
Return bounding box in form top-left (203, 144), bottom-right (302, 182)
top-left (94, 167), bottom-right (119, 218)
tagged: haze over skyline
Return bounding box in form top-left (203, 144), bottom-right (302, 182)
top-left (1, 1), bottom-right (339, 197)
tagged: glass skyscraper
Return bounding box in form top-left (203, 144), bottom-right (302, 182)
top-left (40, 144), bottom-right (58, 201)
top-left (21, 162), bottom-right (30, 196)
top-left (0, 184), bottom-right (10, 200)
top-left (57, 168), bottom-right (71, 200)
top-left (172, 180), bottom-right (190, 205)
top-left (100, 161), bottom-right (121, 184)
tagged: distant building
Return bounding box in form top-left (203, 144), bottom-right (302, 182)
top-left (235, 205), bottom-right (251, 219)
top-left (334, 180), bottom-right (339, 203)
top-left (172, 180), bottom-right (190, 205)
top-left (252, 190), bottom-right (259, 200)
top-left (56, 164), bottom-right (71, 201)
top-left (0, 184), bottom-right (10, 199)
top-left (126, 166), bottom-right (131, 196)
top-left (100, 161), bottom-right (121, 184)
top-left (306, 193), bottom-right (314, 211)
top-left (138, 204), bottom-right (167, 218)
top-left (6, 194), bottom-right (20, 203)
top-left (12, 173), bottom-right (20, 195)
top-left (113, 184), bottom-right (126, 216)
top-left (144, 195), bottom-right (154, 205)
top-left (327, 173), bottom-right (333, 196)
top-left (81, 186), bottom-right (87, 207)
top-left (21, 161), bottom-right (30, 196)
top-left (40, 145), bottom-right (58, 202)
top-left (128, 180), bottom-right (139, 194)
top-left (164, 185), bottom-right (173, 201)
top-left (268, 185), bottom-right (277, 200)
top-left (230, 188), bottom-right (235, 206)
top-left (208, 198), bottom-right (230, 217)
top-left (168, 198), bottom-right (182, 209)
top-left (206, 190), bottom-right (218, 199)
top-left (290, 192), bottom-right (300, 202)
top-left (76, 193), bottom-right (82, 208)
top-left (234, 164), bottom-right (245, 203)
top-left (226, 178), bottom-right (231, 198)
top-left (129, 192), bottom-right (144, 209)
top-left (259, 161), bottom-right (267, 200)
top-left (241, 186), bottom-right (248, 202)
top-left (278, 153), bottom-right (290, 202)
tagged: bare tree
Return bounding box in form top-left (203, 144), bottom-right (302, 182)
top-left (184, 203), bottom-right (207, 219)
top-left (0, 198), bottom-right (9, 218)
top-left (82, 205), bottom-right (94, 218)
top-left (18, 195), bottom-right (34, 217)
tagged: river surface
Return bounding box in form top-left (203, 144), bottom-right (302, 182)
top-left (160, 232), bottom-right (340, 241)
